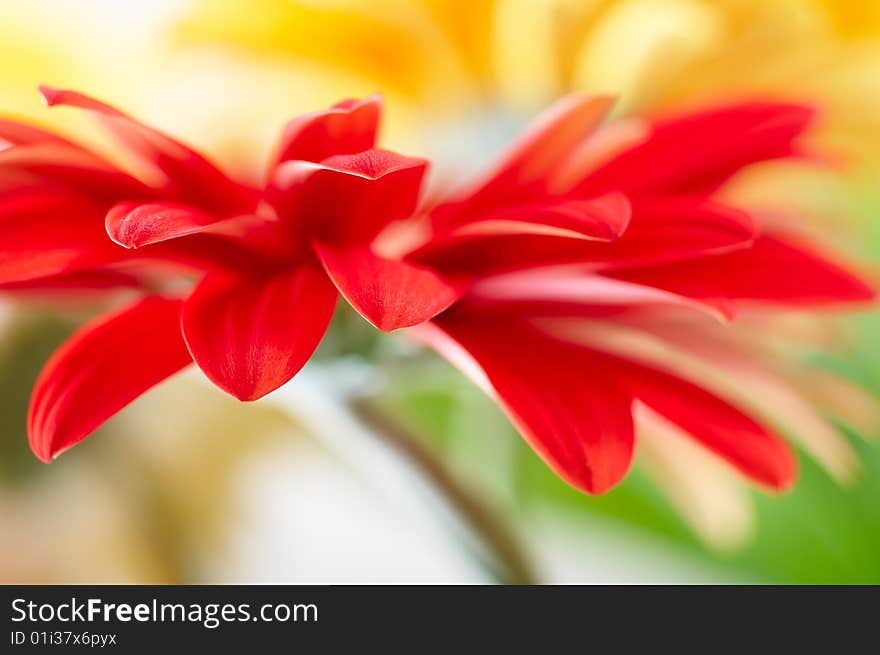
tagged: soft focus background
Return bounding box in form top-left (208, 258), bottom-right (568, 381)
top-left (1, 0), bottom-right (879, 583)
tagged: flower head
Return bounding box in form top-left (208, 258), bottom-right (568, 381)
top-left (1, 88), bottom-right (456, 461)
top-left (1, 88), bottom-right (874, 500)
top-left (406, 95), bottom-right (875, 494)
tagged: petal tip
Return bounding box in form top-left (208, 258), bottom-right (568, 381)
top-left (38, 85), bottom-right (59, 106)
top-left (30, 444), bottom-right (53, 464)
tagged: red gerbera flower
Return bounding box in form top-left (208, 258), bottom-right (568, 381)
top-left (0, 88), bottom-right (457, 462)
top-left (405, 95), bottom-right (876, 494)
top-left (1, 88), bottom-right (874, 500)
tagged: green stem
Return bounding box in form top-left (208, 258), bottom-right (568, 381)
top-left (349, 395), bottom-right (538, 585)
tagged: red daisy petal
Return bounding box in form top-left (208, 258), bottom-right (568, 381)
top-left (274, 95), bottom-right (381, 165)
top-left (0, 118), bottom-right (73, 147)
top-left (417, 318), bottom-right (635, 494)
top-left (269, 149), bottom-right (427, 246)
top-left (609, 354), bottom-right (798, 490)
top-left (106, 201), bottom-right (233, 249)
top-left (181, 265), bottom-right (338, 401)
top-left (313, 241), bottom-right (461, 331)
top-left (438, 192), bottom-right (631, 241)
top-left (0, 192), bottom-right (122, 284)
top-left (411, 198), bottom-right (754, 277)
top-left (0, 142), bottom-right (151, 199)
top-left (608, 233), bottom-right (876, 305)
top-left (467, 95), bottom-right (613, 207)
top-left (577, 102), bottom-right (815, 198)
top-left (39, 86), bottom-right (256, 213)
top-left (28, 296), bottom-right (191, 462)
top-left (466, 269), bottom-right (734, 322)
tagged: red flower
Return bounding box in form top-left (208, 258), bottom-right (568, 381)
top-left (2, 87), bottom-right (874, 498)
top-left (1, 88), bottom-right (457, 461)
top-left (406, 96), bottom-right (876, 494)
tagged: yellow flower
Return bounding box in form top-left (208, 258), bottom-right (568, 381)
top-left (176, 0), bottom-right (880, 237)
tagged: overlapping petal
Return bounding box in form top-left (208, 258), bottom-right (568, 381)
top-left (275, 95), bottom-right (381, 164)
top-left (181, 264), bottom-right (338, 401)
top-left (465, 95), bottom-right (613, 207)
top-left (412, 198), bottom-right (755, 277)
top-left (436, 192), bottom-right (631, 241)
top-left (0, 141), bottom-right (151, 199)
top-left (608, 233), bottom-right (876, 305)
top-left (609, 355), bottom-right (798, 490)
top-left (0, 119), bottom-right (73, 147)
top-left (576, 102), bottom-right (816, 198)
top-left (466, 269), bottom-right (734, 321)
top-left (313, 241), bottom-right (461, 331)
top-left (0, 191), bottom-right (122, 284)
top-left (419, 318), bottom-right (635, 494)
top-left (39, 86), bottom-right (256, 213)
top-left (103, 199), bottom-right (271, 252)
top-left (270, 149), bottom-right (427, 245)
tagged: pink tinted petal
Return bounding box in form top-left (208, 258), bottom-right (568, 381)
top-left (270, 149), bottom-right (427, 245)
top-left (411, 199), bottom-right (754, 278)
top-left (40, 86), bottom-right (256, 213)
top-left (28, 296), bottom-right (191, 462)
top-left (313, 241), bottom-right (460, 331)
top-left (418, 318), bottom-right (634, 494)
top-left (275, 95), bottom-right (381, 164)
top-left (467, 269), bottom-right (733, 321)
top-left (181, 266), bottom-right (338, 401)
top-left (608, 233), bottom-right (876, 305)
top-left (441, 192), bottom-right (631, 241)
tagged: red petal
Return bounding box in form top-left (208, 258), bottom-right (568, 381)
top-left (0, 192), bottom-right (122, 284)
top-left (106, 201), bottom-right (228, 249)
top-left (313, 241), bottom-right (461, 331)
top-left (0, 119), bottom-right (72, 147)
top-left (411, 199), bottom-right (754, 277)
top-left (609, 355), bottom-right (797, 490)
top-left (40, 86), bottom-right (256, 213)
top-left (0, 142), bottom-right (150, 199)
top-left (270, 149), bottom-right (427, 246)
top-left (440, 192), bottom-right (631, 241)
top-left (181, 265), bottom-right (338, 401)
top-left (28, 296), bottom-right (191, 462)
top-left (275, 95), bottom-right (381, 164)
top-left (418, 318), bottom-right (634, 494)
top-left (468, 95), bottom-right (613, 206)
top-left (597, 197), bottom-right (756, 268)
top-left (608, 233), bottom-right (876, 305)
top-left (0, 269), bottom-right (142, 293)
top-left (577, 102), bottom-right (815, 198)
top-left (104, 201), bottom-right (292, 273)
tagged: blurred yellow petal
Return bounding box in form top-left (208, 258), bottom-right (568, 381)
top-left (177, 0), bottom-right (483, 106)
top-left (571, 0), bottom-right (724, 112)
